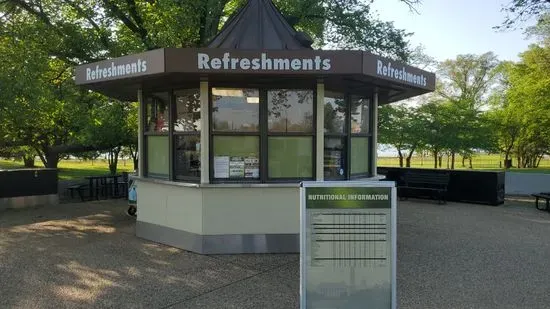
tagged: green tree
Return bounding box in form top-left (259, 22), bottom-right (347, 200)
top-left (85, 100), bottom-right (136, 174)
top-left (501, 44), bottom-right (550, 168)
top-left (378, 103), bottom-right (423, 167)
top-left (1, 0), bottom-right (421, 170)
top-left (497, 0), bottom-right (550, 30)
top-left (434, 52), bottom-right (500, 168)
top-left (0, 18), bottom-right (94, 168)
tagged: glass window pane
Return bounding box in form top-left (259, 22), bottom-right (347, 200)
top-left (351, 96), bottom-right (370, 134)
top-left (175, 135), bottom-right (200, 179)
top-left (174, 89), bottom-right (201, 132)
top-left (146, 92), bottom-right (170, 132)
top-left (212, 136), bottom-right (259, 179)
top-left (324, 91), bottom-right (346, 134)
top-left (324, 137), bottom-right (346, 179)
top-left (351, 137), bottom-right (369, 175)
top-left (147, 136), bottom-right (169, 178)
top-left (268, 89), bottom-right (313, 133)
top-left (212, 88), bottom-right (259, 132)
top-left (268, 137), bottom-right (312, 178)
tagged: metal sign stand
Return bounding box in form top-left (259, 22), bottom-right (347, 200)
top-left (300, 180), bottom-right (397, 309)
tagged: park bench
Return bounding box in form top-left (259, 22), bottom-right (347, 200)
top-left (532, 192), bottom-right (550, 211)
top-left (398, 171), bottom-right (450, 204)
top-left (67, 184), bottom-right (88, 202)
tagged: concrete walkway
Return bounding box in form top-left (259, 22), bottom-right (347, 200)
top-left (1, 198), bottom-right (549, 308)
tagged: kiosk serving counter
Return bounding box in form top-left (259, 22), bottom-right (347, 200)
top-left (75, 0), bottom-right (435, 254)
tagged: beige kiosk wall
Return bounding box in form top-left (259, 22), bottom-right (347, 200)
top-left (136, 182), bottom-right (203, 234)
top-left (135, 181), bottom-right (300, 254)
top-left (201, 187), bottom-right (299, 235)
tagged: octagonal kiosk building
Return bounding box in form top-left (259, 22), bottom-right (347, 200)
top-left (75, 0), bottom-right (435, 254)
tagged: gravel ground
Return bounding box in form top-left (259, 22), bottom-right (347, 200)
top-left (0, 197), bottom-right (549, 308)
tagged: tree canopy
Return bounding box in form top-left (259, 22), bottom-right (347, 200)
top-left (0, 0), bottom-right (421, 171)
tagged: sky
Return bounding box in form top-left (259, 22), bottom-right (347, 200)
top-left (370, 0), bottom-right (538, 62)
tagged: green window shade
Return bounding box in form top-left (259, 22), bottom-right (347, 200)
top-left (212, 136), bottom-right (259, 179)
top-left (147, 136), bottom-right (169, 178)
top-left (269, 137), bottom-right (312, 178)
top-left (351, 137), bottom-right (369, 174)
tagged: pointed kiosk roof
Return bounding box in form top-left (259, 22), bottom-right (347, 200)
top-left (207, 0), bottom-right (313, 50)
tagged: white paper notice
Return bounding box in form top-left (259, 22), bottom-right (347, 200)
top-left (244, 157), bottom-right (259, 178)
top-left (214, 156), bottom-right (229, 178)
top-left (229, 157), bottom-right (245, 178)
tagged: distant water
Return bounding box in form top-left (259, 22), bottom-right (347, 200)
top-left (377, 144), bottom-right (398, 157)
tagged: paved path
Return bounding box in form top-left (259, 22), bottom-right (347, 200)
top-left (1, 198), bottom-right (549, 308)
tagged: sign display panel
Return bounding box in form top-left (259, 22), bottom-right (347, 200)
top-left (300, 181), bottom-right (396, 309)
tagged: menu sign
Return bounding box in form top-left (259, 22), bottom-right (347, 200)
top-left (229, 157), bottom-right (245, 178)
top-left (300, 181), bottom-right (397, 309)
top-left (214, 155), bottom-right (259, 179)
top-left (214, 156), bottom-right (230, 178)
top-left (244, 157), bottom-right (259, 178)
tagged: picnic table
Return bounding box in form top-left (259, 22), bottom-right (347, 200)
top-left (68, 173), bottom-right (128, 201)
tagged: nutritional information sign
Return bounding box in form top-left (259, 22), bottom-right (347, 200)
top-left (300, 182), bottom-right (396, 309)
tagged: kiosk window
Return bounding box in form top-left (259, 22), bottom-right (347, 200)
top-left (324, 91), bottom-right (347, 179)
top-left (211, 87), bottom-right (260, 180)
top-left (324, 92), bottom-right (346, 134)
top-left (174, 89), bottom-right (201, 180)
top-left (324, 137), bottom-right (346, 179)
top-left (351, 137), bottom-right (369, 175)
top-left (146, 135), bottom-right (169, 178)
top-left (175, 135), bottom-right (200, 179)
top-left (351, 96), bottom-right (369, 134)
top-left (212, 88), bottom-right (259, 132)
top-left (268, 89), bottom-right (314, 133)
top-left (174, 89), bottom-right (201, 132)
top-left (145, 92), bottom-right (170, 133)
top-left (145, 92), bottom-right (170, 179)
top-left (268, 137), bottom-right (313, 178)
top-left (212, 136), bottom-right (260, 179)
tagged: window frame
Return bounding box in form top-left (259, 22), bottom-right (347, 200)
top-left (349, 94), bottom-right (373, 179)
top-left (142, 87), bottom-right (201, 182)
top-left (323, 91), bottom-right (349, 180)
top-left (322, 91), bottom-right (374, 180)
top-left (209, 85), bottom-right (317, 184)
top-left (173, 88), bottom-right (201, 182)
top-left (143, 91), bottom-right (171, 180)
top-left (140, 85), bottom-right (374, 184)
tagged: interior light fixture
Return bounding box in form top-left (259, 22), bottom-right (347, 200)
top-left (211, 88), bottom-right (244, 97)
top-left (246, 97), bottom-right (260, 104)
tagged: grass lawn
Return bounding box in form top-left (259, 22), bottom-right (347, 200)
top-left (2, 153), bottom-right (549, 179)
top-left (0, 159), bottom-right (135, 180)
top-left (379, 154), bottom-right (550, 174)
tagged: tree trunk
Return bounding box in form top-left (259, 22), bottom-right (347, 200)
top-left (451, 152), bottom-right (455, 170)
top-left (433, 151), bottom-right (438, 168)
top-left (536, 155), bottom-right (543, 168)
top-left (129, 144), bottom-right (138, 171)
top-left (405, 146), bottom-right (416, 168)
top-left (23, 155), bottom-right (35, 168)
top-left (108, 147), bottom-right (120, 175)
top-left (398, 150), bottom-right (403, 167)
top-left (469, 157), bottom-right (473, 169)
top-left (438, 155), bottom-right (442, 168)
top-left (462, 156), bottom-right (465, 167)
top-left (45, 152), bottom-right (59, 168)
